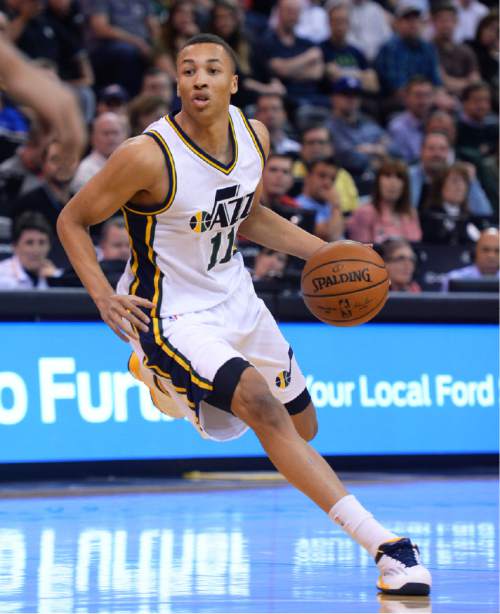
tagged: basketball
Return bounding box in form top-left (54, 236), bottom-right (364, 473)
top-left (301, 240), bottom-right (389, 327)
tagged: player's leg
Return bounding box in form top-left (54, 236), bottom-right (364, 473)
top-left (231, 366), bottom-right (431, 596)
top-left (290, 402), bottom-right (318, 441)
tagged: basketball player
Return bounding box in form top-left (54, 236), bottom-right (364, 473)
top-left (57, 34), bottom-right (431, 596)
top-left (0, 36), bottom-right (85, 173)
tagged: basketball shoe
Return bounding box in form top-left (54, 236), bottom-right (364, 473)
top-left (128, 352), bottom-right (184, 419)
top-left (375, 537), bottom-right (431, 596)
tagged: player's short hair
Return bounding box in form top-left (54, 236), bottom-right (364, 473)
top-left (180, 33), bottom-right (238, 74)
top-left (13, 211), bottom-right (52, 244)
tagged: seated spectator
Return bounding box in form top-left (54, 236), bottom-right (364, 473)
top-left (0, 211), bottom-right (59, 289)
top-left (96, 84), bottom-right (130, 118)
top-left (321, 1), bottom-right (379, 93)
top-left (0, 118), bottom-right (47, 208)
top-left (84, 0), bottom-right (161, 96)
top-left (465, 12), bottom-right (498, 95)
top-left (45, 0), bottom-right (96, 123)
top-left (409, 131), bottom-right (493, 215)
top-left (140, 67), bottom-right (174, 108)
top-left (424, 109), bottom-right (457, 145)
top-left (156, 0), bottom-right (200, 81)
top-left (378, 237), bottom-right (421, 292)
top-left (441, 226), bottom-right (499, 290)
top-left (388, 77), bottom-right (435, 164)
top-left (99, 216), bottom-right (129, 286)
top-left (254, 94), bottom-right (300, 156)
top-left (255, 0), bottom-right (325, 110)
top-left (252, 247), bottom-right (288, 281)
top-left (128, 95), bottom-right (169, 137)
top-left (420, 162), bottom-right (479, 244)
top-left (5, 0), bottom-right (59, 63)
top-left (347, 0), bottom-right (392, 62)
top-left (72, 112), bottom-right (127, 192)
top-left (431, 2), bottom-right (481, 97)
top-left (328, 76), bottom-right (396, 194)
top-left (261, 153), bottom-right (300, 211)
top-left (12, 140), bottom-right (78, 267)
top-left (294, 0), bottom-right (329, 44)
top-left (457, 82), bottom-right (498, 159)
top-left (209, 0), bottom-right (284, 107)
top-left (292, 124), bottom-right (359, 214)
top-left (295, 157), bottom-right (344, 241)
top-left (454, 0), bottom-right (488, 44)
top-left (347, 159), bottom-right (422, 244)
top-left (375, 3), bottom-right (442, 99)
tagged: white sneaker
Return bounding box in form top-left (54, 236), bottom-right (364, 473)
top-left (375, 537), bottom-right (431, 596)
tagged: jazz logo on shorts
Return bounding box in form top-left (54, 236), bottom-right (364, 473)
top-left (275, 347), bottom-right (294, 389)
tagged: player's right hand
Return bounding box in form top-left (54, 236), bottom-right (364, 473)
top-left (96, 294), bottom-right (155, 342)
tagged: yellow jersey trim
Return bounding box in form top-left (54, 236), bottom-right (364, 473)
top-left (166, 113), bottom-right (238, 175)
top-left (238, 109), bottom-right (265, 169)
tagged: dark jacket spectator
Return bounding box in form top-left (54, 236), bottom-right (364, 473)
top-left (375, 4), bottom-right (442, 97)
top-left (420, 162), bottom-right (477, 244)
top-left (84, 0), bottom-right (160, 96)
top-left (431, 3), bottom-right (481, 97)
top-left (321, 1), bottom-right (378, 93)
top-left (254, 0), bottom-right (325, 109)
top-left (12, 141), bottom-right (78, 267)
top-left (465, 12), bottom-right (499, 92)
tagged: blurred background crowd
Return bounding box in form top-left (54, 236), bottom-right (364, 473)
top-left (0, 0), bottom-right (498, 295)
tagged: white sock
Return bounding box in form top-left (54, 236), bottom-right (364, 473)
top-left (328, 494), bottom-right (398, 557)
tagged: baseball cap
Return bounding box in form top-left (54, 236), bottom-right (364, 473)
top-left (330, 76), bottom-right (363, 95)
top-left (98, 84), bottom-right (129, 104)
top-left (396, 1), bottom-right (423, 17)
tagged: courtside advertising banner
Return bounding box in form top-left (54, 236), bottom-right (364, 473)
top-left (0, 322), bottom-right (498, 462)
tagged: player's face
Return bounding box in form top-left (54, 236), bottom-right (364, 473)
top-left (177, 43), bottom-right (238, 118)
top-left (15, 229), bottom-right (50, 273)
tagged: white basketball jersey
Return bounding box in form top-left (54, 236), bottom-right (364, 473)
top-left (117, 105), bottom-right (265, 317)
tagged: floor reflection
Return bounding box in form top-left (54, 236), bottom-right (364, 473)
top-left (0, 476), bottom-right (497, 613)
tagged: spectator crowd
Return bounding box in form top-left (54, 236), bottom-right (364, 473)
top-left (0, 0), bottom-right (498, 294)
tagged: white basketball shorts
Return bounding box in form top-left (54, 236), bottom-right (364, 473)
top-left (130, 272), bottom-right (310, 441)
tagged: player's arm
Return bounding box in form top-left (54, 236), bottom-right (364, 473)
top-left (238, 120), bottom-right (326, 261)
top-left (0, 37), bottom-right (86, 168)
top-left (57, 138), bottom-right (163, 341)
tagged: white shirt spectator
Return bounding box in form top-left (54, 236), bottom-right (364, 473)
top-left (0, 255), bottom-right (49, 289)
top-left (348, 0), bottom-right (392, 61)
top-left (71, 150), bottom-right (106, 192)
top-left (453, 0), bottom-right (488, 43)
top-left (295, 1), bottom-right (330, 43)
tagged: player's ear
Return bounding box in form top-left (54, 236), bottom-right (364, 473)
top-left (230, 74), bottom-right (238, 95)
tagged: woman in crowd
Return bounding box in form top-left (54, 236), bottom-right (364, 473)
top-left (419, 162), bottom-right (477, 245)
top-left (378, 237), bottom-right (421, 293)
top-left (346, 159), bottom-right (422, 244)
top-left (466, 12), bottom-right (499, 94)
top-left (156, 1), bottom-right (200, 80)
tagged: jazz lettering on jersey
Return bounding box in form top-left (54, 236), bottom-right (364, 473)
top-left (190, 184), bottom-right (254, 233)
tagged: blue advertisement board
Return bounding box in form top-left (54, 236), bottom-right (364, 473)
top-left (0, 322), bottom-right (498, 463)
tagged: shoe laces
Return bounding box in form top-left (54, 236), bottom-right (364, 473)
top-left (377, 538), bottom-right (420, 568)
